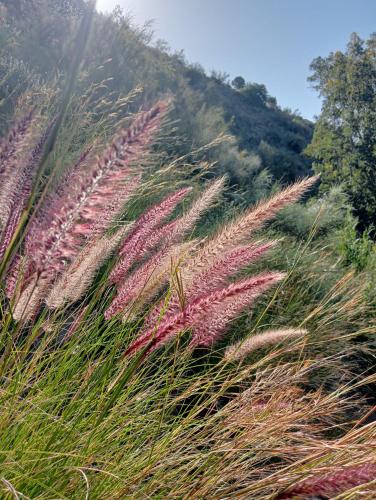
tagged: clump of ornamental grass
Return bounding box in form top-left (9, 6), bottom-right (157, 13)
top-left (104, 176), bottom-right (318, 359)
top-left (0, 308), bottom-right (373, 499)
top-left (0, 103), bottom-right (318, 361)
top-left (1, 101), bottom-right (168, 317)
top-left (1, 103), bottom-right (375, 499)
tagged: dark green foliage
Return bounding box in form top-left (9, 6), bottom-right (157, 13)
top-left (241, 82), bottom-right (268, 106)
top-left (275, 186), bottom-right (350, 239)
top-left (307, 32), bottom-right (376, 228)
top-left (338, 215), bottom-right (376, 272)
top-left (231, 75), bottom-right (245, 89)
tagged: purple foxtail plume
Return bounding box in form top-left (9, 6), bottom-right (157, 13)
top-left (16, 103), bottom-right (165, 298)
top-left (0, 205), bottom-right (23, 261)
top-left (6, 147), bottom-right (95, 305)
top-left (186, 241), bottom-right (276, 304)
top-left (124, 177), bottom-right (317, 360)
top-left (21, 146), bottom-right (96, 293)
top-left (277, 462), bottom-right (376, 499)
top-left (109, 187), bottom-right (192, 285)
top-left (24, 146), bottom-right (93, 257)
top-left (170, 176), bottom-right (226, 239)
top-left (5, 256), bottom-right (21, 299)
top-left (143, 177), bottom-right (225, 274)
top-left (27, 101), bottom-right (169, 281)
top-left (189, 272), bottom-right (286, 347)
top-left (224, 328), bottom-right (306, 361)
top-left (106, 178), bottom-right (225, 320)
top-left (0, 117), bottom-right (52, 261)
top-left (10, 101), bottom-right (169, 321)
top-left (46, 225), bottom-right (131, 309)
top-left (124, 272), bottom-right (284, 357)
top-left (184, 176), bottom-right (318, 284)
top-left (142, 219), bottom-right (180, 254)
top-left (145, 241), bottom-right (276, 328)
top-left (105, 249), bottom-right (164, 319)
top-left (0, 110), bottom-right (34, 184)
top-left (0, 110), bottom-right (35, 230)
top-left (105, 239), bottom-right (196, 320)
top-left (12, 274), bottom-right (49, 322)
top-left (144, 178), bottom-right (316, 333)
top-left (117, 188), bottom-right (192, 257)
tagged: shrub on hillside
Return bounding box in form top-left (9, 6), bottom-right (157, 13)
top-left (275, 185), bottom-right (350, 238)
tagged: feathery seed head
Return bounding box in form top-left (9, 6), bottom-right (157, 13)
top-left (184, 176), bottom-right (318, 281)
top-left (224, 328), bottom-right (307, 362)
top-left (124, 272), bottom-right (285, 357)
top-left (109, 186), bottom-right (192, 285)
top-left (277, 462), bottom-right (376, 499)
top-left (46, 224), bottom-right (132, 309)
top-left (28, 100), bottom-right (168, 279)
top-left (8, 101), bottom-right (169, 318)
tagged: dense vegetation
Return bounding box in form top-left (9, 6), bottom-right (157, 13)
top-left (307, 32), bottom-right (376, 229)
top-left (0, 1), bottom-right (375, 498)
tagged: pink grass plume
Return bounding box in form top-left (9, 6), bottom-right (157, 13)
top-left (145, 241), bottom-right (276, 329)
top-left (185, 176), bottom-right (319, 282)
top-left (28, 100), bottom-right (169, 280)
top-left (277, 462), bottom-right (376, 499)
top-left (124, 272), bottom-right (285, 357)
top-left (224, 328), bottom-right (307, 361)
top-left (109, 187), bottom-right (192, 284)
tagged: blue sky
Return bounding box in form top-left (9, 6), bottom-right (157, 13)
top-left (96, 0), bottom-right (376, 120)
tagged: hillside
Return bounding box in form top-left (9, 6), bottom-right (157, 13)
top-left (0, 0), bottom-right (313, 199)
top-left (182, 64), bottom-right (313, 181)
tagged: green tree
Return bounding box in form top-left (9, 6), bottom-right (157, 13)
top-left (307, 32), bottom-right (376, 228)
top-left (241, 82), bottom-right (268, 106)
top-left (231, 75), bottom-right (245, 89)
